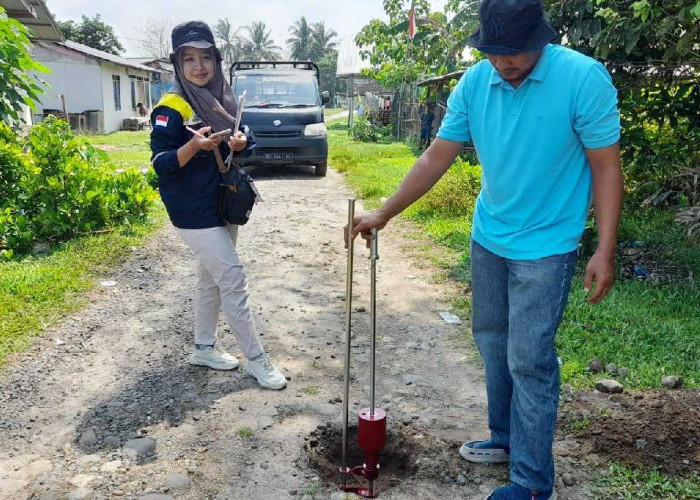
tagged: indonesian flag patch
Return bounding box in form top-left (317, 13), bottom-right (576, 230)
top-left (155, 115), bottom-right (169, 127)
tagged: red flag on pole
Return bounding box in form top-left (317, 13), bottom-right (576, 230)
top-left (408, 4), bottom-right (416, 39)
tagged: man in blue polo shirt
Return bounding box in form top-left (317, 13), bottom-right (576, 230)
top-left (349, 0), bottom-right (623, 498)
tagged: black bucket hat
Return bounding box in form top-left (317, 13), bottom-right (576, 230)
top-left (468, 0), bottom-right (559, 55)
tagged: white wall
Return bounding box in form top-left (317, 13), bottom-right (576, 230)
top-left (31, 44), bottom-right (153, 133)
top-left (31, 44), bottom-right (103, 115)
top-left (100, 62), bottom-right (152, 133)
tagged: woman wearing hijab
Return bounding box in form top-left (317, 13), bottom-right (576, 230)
top-left (149, 21), bottom-right (286, 390)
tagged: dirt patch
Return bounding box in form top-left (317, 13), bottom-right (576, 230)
top-left (306, 423), bottom-right (455, 494)
top-left (561, 389), bottom-right (700, 475)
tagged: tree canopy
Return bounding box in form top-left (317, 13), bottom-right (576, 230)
top-left (546, 0), bottom-right (700, 193)
top-left (57, 14), bottom-right (124, 55)
top-left (355, 0), bottom-right (478, 88)
top-left (240, 21), bottom-right (282, 61)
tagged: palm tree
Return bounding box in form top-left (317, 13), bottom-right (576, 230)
top-left (286, 16), bottom-right (313, 61)
top-left (240, 21), bottom-right (282, 60)
top-left (214, 18), bottom-right (242, 71)
top-left (310, 22), bottom-right (337, 62)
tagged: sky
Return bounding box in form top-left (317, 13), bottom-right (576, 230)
top-left (45, 0), bottom-right (449, 58)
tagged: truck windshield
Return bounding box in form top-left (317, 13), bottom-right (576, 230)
top-left (234, 74), bottom-right (318, 108)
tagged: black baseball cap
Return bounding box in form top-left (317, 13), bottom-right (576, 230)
top-left (171, 21), bottom-right (216, 52)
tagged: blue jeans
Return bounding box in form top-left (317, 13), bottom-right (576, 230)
top-left (471, 239), bottom-right (577, 492)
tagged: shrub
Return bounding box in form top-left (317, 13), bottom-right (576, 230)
top-left (0, 7), bottom-right (48, 127)
top-left (0, 117), bottom-right (156, 259)
top-left (350, 115), bottom-right (391, 142)
top-left (416, 158), bottom-right (482, 218)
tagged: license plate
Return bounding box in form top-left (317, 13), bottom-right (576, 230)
top-left (262, 152), bottom-right (293, 163)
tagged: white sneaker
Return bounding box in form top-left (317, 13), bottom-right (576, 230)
top-left (243, 354), bottom-right (287, 390)
top-left (189, 345), bottom-right (239, 370)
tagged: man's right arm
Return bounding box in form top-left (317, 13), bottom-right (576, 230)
top-left (349, 69), bottom-right (472, 244)
top-left (350, 138), bottom-right (463, 242)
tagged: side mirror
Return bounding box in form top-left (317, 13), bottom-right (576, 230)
top-left (321, 91), bottom-right (330, 104)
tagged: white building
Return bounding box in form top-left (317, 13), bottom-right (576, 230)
top-left (31, 41), bottom-right (160, 133)
top-left (2, 0), bottom-right (161, 133)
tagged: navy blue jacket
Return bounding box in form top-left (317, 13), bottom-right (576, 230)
top-left (150, 94), bottom-right (255, 229)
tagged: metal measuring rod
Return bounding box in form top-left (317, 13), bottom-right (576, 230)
top-left (340, 199), bottom-right (387, 498)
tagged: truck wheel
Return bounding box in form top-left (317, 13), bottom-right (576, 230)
top-left (315, 162), bottom-right (328, 177)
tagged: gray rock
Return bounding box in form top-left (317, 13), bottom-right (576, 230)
top-left (441, 473), bottom-right (452, 484)
top-left (77, 454), bottom-right (100, 465)
top-left (0, 479), bottom-right (28, 496)
top-left (635, 439), bottom-right (647, 450)
top-left (588, 358), bottom-right (605, 373)
top-left (473, 477), bottom-right (483, 486)
top-left (104, 436), bottom-right (120, 447)
top-left (28, 459), bottom-right (53, 475)
top-left (606, 363), bottom-right (617, 375)
top-left (562, 473), bottom-right (576, 486)
top-left (331, 493), bottom-right (361, 500)
top-left (67, 489), bottom-right (91, 500)
top-left (403, 375), bottom-right (418, 385)
top-left (100, 460), bottom-right (122, 473)
top-left (123, 437), bottom-right (156, 459)
top-left (168, 473), bottom-right (190, 489)
top-left (309, 403), bottom-right (336, 417)
top-left (69, 475), bottom-right (95, 488)
top-left (257, 416), bottom-right (275, 430)
top-left (661, 375), bottom-right (684, 389)
top-left (175, 424), bottom-right (197, 438)
top-left (259, 406), bottom-right (279, 417)
top-left (33, 242), bottom-right (50, 254)
top-left (35, 494), bottom-right (59, 500)
top-left (79, 429), bottom-right (97, 448)
top-left (595, 379), bottom-right (624, 394)
top-left (456, 474), bottom-right (468, 486)
top-left (619, 367), bottom-right (629, 378)
top-left (405, 342), bottom-right (420, 350)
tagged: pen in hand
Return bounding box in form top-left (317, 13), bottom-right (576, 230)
top-left (186, 126), bottom-right (205, 137)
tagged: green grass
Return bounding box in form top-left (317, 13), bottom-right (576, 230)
top-left (328, 122), bottom-right (700, 390)
top-left (88, 131), bottom-right (151, 172)
top-left (237, 427), bottom-right (254, 438)
top-left (0, 209), bottom-right (165, 365)
top-left (0, 130), bottom-right (164, 366)
top-left (593, 464), bottom-right (700, 499)
top-left (303, 481), bottom-right (320, 496)
top-left (559, 278), bottom-right (700, 388)
top-left (302, 386), bottom-right (321, 395)
top-left (565, 416), bottom-right (591, 433)
top-left (559, 208), bottom-right (700, 389)
top-left (324, 107), bottom-right (346, 116)
top-left (328, 122), bottom-right (416, 204)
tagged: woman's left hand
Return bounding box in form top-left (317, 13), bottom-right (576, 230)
top-left (229, 131), bottom-right (247, 152)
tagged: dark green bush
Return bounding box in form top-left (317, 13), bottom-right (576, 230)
top-left (0, 117), bottom-right (156, 259)
top-left (350, 115), bottom-right (391, 142)
top-left (417, 158), bottom-right (482, 218)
